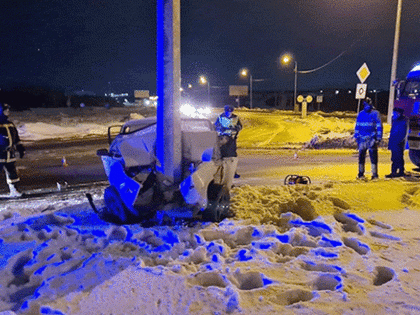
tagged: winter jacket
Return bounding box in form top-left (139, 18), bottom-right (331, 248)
top-left (0, 114), bottom-right (24, 163)
top-left (215, 112), bottom-right (242, 158)
top-left (388, 115), bottom-right (409, 151)
top-left (215, 113), bottom-right (242, 138)
top-left (354, 109), bottom-right (383, 148)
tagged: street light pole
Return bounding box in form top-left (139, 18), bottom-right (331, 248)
top-left (294, 61), bottom-right (298, 113)
top-left (387, 0), bottom-right (403, 124)
top-left (199, 75), bottom-right (210, 104)
top-left (250, 74), bottom-right (253, 109)
top-left (207, 81), bottom-right (210, 104)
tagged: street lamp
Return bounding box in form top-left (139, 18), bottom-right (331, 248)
top-left (240, 68), bottom-right (265, 109)
top-left (199, 75), bottom-right (210, 104)
top-left (240, 68), bottom-right (253, 109)
top-left (387, 0), bottom-right (403, 124)
top-left (281, 54), bottom-right (299, 112)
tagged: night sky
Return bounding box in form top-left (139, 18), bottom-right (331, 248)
top-left (1, 0), bottom-right (419, 95)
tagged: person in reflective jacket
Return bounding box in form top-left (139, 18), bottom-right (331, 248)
top-left (0, 103), bottom-right (25, 197)
top-left (354, 98), bottom-right (383, 179)
top-left (215, 105), bottom-right (242, 177)
top-left (386, 107), bottom-right (409, 178)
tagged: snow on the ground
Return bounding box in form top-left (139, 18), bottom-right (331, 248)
top-left (1, 107), bottom-right (420, 315)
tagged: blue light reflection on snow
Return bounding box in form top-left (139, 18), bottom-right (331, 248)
top-left (289, 219), bottom-right (332, 237)
top-left (0, 240), bottom-right (36, 269)
top-left (312, 248), bottom-right (339, 259)
top-left (345, 213), bottom-right (364, 223)
top-left (319, 235), bottom-right (343, 248)
top-left (237, 249), bottom-right (253, 261)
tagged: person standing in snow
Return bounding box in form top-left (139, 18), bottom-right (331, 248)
top-left (215, 105), bottom-right (242, 178)
top-left (0, 103), bottom-right (25, 196)
top-left (354, 98), bottom-right (383, 179)
top-left (386, 107), bottom-right (409, 178)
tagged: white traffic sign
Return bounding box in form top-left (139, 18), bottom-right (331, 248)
top-left (357, 63), bottom-right (370, 83)
top-left (355, 83), bottom-right (367, 99)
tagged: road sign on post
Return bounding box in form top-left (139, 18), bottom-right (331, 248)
top-left (357, 63), bottom-right (370, 84)
top-left (356, 63), bottom-right (370, 113)
top-left (355, 83), bottom-right (367, 99)
top-left (297, 95), bottom-right (312, 118)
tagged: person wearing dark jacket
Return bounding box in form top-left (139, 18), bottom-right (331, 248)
top-left (354, 98), bottom-right (383, 179)
top-left (215, 105), bottom-right (242, 158)
top-left (215, 105), bottom-right (242, 178)
top-left (386, 107), bottom-right (409, 178)
top-left (0, 103), bottom-right (25, 196)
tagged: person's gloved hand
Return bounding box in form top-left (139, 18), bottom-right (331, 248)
top-left (17, 144), bottom-right (25, 158)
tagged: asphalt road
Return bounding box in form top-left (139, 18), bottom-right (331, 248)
top-left (0, 138), bottom-right (400, 194)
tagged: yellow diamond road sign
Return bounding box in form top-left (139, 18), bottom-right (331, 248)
top-left (357, 63), bottom-right (370, 83)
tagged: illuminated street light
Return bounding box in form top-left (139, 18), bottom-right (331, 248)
top-left (281, 54), bottom-right (299, 112)
top-left (240, 68), bottom-right (265, 109)
top-left (199, 75), bottom-right (210, 104)
top-left (240, 68), bottom-right (252, 108)
top-left (387, 0), bottom-right (403, 124)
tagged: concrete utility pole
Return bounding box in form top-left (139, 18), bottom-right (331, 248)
top-left (156, 0), bottom-right (182, 182)
top-left (387, 0), bottom-right (403, 124)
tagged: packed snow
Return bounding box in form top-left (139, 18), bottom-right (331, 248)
top-left (1, 107), bottom-right (420, 315)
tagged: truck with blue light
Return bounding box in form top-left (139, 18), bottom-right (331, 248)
top-left (394, 64), bottom-right (420, 166)
top-left (94, 116), bottom-right (236, 224)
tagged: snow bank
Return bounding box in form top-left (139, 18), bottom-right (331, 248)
top-left (1, 201), bottom-right (419, 314)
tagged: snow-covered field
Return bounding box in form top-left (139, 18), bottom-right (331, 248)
top-left (1, 107), bottom-right (420, 315)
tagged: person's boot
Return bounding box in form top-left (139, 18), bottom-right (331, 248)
top-left (396, 169), bottom-right (405, 177)
top-left (386, 165), bottom-right (399, 178)
top-left (371, 164), bottom-right (379, 180)
top-left (357, 164), bottom-right (365, 179)
top-left (385, 173), bottom-right (398, 178)
top-left (8, 183), bottom-right (22, 197)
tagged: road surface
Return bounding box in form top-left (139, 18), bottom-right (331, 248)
top-left (0, 137), bottom-right (409, 194)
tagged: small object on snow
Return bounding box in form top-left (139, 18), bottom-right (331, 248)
top-left (284, 174), bottom-right (311, 185)
top-left (56, 181), bottom-right (69, 191)
top-left (62, 156), bottom-right (68, 167)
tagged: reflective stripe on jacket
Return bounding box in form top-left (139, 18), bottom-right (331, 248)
top-left (0, 119), bottom-right (21, 163)
top-left (354, 109), bottom-right (383, 142)
top-left (215, 113), bottom-right (242, 138)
